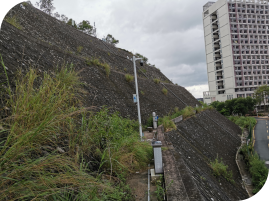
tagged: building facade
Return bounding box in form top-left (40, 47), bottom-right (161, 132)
top-left (203, 0), bottom-right (269, 104)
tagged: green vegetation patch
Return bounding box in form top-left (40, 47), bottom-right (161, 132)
top-left (0, 59), bottom-right (152, 200)
top-left (240, 145), bottom-right (268, 194)
top-left (125, 74), bottom-right (134, 82)
top-left (162, 87), bottom-right (168, 95)
top-left (228, 116), bottom-right (256, 131)
top-left (5, 16), bottom-right (22, 30)
top-left (77, 46), bottom-right (83, 53)
top-left (153, 78), bottom-right (160, 84)
top-left (210, 97), bottom-right (256, 116)
top-left (86, 57), bottom-right (111, 77)
top-left (210, 156), bottom-right (235, 184)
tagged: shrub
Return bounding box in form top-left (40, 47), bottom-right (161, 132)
top-left (77, 46), bottom-right (83, 53)
top-left (146, 116), bottom-right (153, 127)
top-left (141, 91), bottom-right (145, 95)
top-left (240, 145), bottom-right (268, 194)
top-left (124, 68), bottom-right (127, 72)
top-left (249, 153), bottom-right (268, 194)
top-left (107, 52), bottom-right (110, 56)
top-left (161, 116), bottom-right (176, 132)
top-left (182, 106), bottom-right (196, 118)
top-left (153, 78), bottom-right (160, 84)
top-left (210, 156), bottom-right (235, 184)
top-left (162, 88), bottom-right (168, 95)
top-left (125, 74), bottom-right (134, 82)
top-left (5, 16), bottom-right (22, 30)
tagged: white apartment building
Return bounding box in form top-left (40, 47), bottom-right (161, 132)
top-left (203, 0), bottom-right (269, 104)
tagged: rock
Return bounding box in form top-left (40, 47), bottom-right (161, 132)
top-left (56, 147), bottom-right (65, 153)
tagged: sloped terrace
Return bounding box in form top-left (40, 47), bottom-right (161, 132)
top-left (164, 110), bottom-right (248, 201)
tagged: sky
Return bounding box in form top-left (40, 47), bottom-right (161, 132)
top-left (0, 1), bottom-right (269, 199)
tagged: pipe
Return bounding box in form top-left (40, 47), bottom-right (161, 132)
top-left (148, 164), bottom-right (150, 201)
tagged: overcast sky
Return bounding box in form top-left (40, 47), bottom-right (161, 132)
top-left (1, 0), bottom-right (211, 98)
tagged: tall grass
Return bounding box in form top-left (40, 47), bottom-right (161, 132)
top-left (0, 61), bottom-right (152, 200)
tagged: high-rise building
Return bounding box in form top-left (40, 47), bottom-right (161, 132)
top-left (202, 0), bottom-right (269, 104)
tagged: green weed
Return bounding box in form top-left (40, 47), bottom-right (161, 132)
top-left (210, 155), bottom-right (235, 184)
top-left (77, 46), bottom-right (83, 53)
top-left (125, 74), bottom-right (134, 82)
top-left (85, 58), bottom-right (110, 77)
top-left (162, 88), bottom-right (168, 95)
top-left (153, 78), bottom-right (160, 84)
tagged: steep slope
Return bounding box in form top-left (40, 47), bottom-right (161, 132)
top-left (163, 110), bottom-right (249, 201)
top-left (0, 3), bottom-right (199, 122)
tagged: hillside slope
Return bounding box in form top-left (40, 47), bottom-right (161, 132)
top-left (0, 3), bottom-right (198, 122)
top-left (163, 110), bottom-right (249, 200)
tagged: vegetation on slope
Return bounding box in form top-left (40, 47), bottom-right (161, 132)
top-left (210, 156), bottom-right (234, 184)
top-left (154, 104), bottom-right (213, 131)
top-left (228, 116), bottom-right (256, 131)
top-left (0, 60), bottom-right (152, 200)
top-left (240, 145), bottom-right (268, 194)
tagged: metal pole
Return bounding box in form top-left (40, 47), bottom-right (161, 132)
top-left (133, 55), bottom-right (143, 141)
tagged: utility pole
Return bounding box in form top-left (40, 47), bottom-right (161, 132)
top-left (128, 55), bottom-right (144, 140)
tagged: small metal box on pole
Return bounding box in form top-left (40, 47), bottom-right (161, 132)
top-left (152, 141), bottom-right (163, 174)
top-left (133, 94), bottom-right (137, 103)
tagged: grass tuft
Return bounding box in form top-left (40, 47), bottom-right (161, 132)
top-left (77, 46), bottom-right (83, 53)
top-left (86, 58), bottom-right (110, 77)
top-left (125, 74), bottom-right (134, 82)
top-left (153, 78), bottom-right (160, 84)
top-left (210, 155), bottom-right (235, 184)
top-left (162, 87), bottom-right (168, 95)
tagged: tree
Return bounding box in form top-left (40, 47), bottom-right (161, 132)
top-left (233, 98), bottom-right (248, 115)
top-left (35, 0), bottom-right (55, 15)
top-left (60, 14), bottom-right (68, 23)
top-left (254, 85), bottom-right (269, 111)
top-left (53, 12), bottom-right (60, 20)
top-left (78, 20), bottom-right (93, 35)
top-left (105, 34), bottom-right (119, 46)
top-left (67, 18), bottom-right (77, 28)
